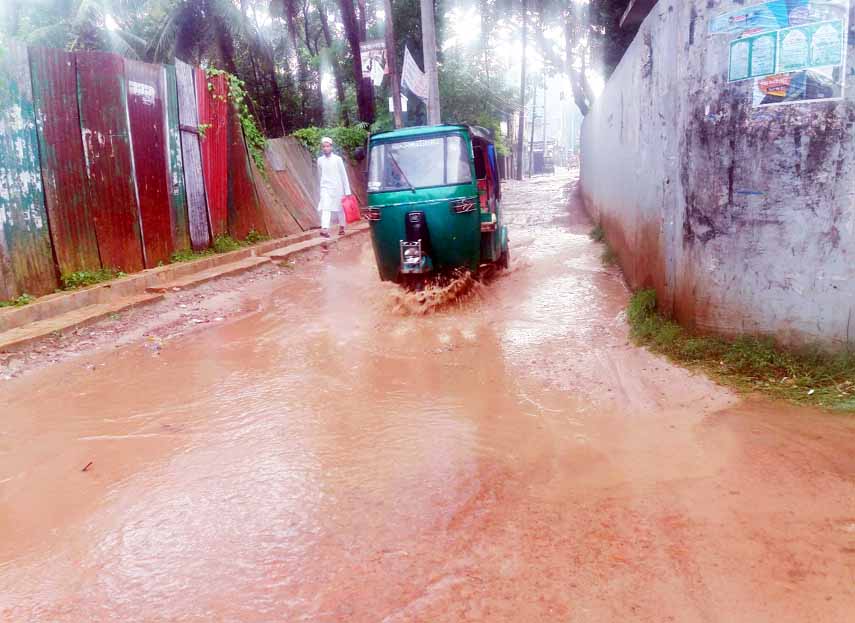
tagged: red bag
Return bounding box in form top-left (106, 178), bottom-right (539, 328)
top-left (342, 195), bottom-right (360, 223)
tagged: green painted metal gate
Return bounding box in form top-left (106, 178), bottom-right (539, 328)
top-left (0, 42), bottom-right (58, 299)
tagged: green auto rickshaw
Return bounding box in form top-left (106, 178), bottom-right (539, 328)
top-left (365, 124), bottom-right (509, 285)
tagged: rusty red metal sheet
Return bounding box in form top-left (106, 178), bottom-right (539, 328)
top-left (264, 138), bottom-right (321, 230)
top-left (76, 51), bottom-right (144, 273)
top-left (126, 60), bottom-right (174, 268)
top-left (125, 60), bottom-right (175, 268)
top-left (227, 106), bottom-right (267, 239)
top-left (164, 65), bottom-right (190, 252)
top-left (252, 167), bottom-right (303, 238)
top-left (175, 60), bottom-right (210, 250)
top-left (197, 70), bottom-right (228, 237)
top-left (28, 46), bottom-right (102, 278)
top-left (0, 42), bottom-right (58, 299)
top-left (346, 159), bottom-right (367, 207)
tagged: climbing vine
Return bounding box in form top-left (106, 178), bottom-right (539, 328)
top-left (205, 67), bottom-right (267, 173)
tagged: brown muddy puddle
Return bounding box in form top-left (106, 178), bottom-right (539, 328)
top-left (2, 171), bottom-right (854, 622)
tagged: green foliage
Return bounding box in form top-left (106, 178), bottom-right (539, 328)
top-left (627, 289), bottom-right (855, 410)
top-left (589, 224), bottom-right (606, 243)
top-left (206, 67), bottom-right (267, 172)
top-left (244, 229), bottom-right (268, 244)
top-left (212, 234), bottom-right (242, 253)
top-left (0, 293), bottom-right (35, 308)
top-left (170, 247), bottom-right (215, 263)
top-left (61, 267), bottom-right (125, 290)
top-left (601, 247), bottom-right (618, 266)
top-left (292, 124), bottom-right (370, 159)
top-left (591, 0), bottom-right (643, 78)
top-left (438, 55), bottom-right (514, 154)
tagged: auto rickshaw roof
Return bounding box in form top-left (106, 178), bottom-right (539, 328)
top-left (370, 124), bottom-right (494, 144)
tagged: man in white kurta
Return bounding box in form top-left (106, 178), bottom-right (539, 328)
top-left (317, 136), bottom-right (351, 238)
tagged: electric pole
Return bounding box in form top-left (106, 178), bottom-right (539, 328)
top-left (529, 79), bottom-right (537, 177)
top-left (515, 0), bottom-right (527, 180)
top-left (384, 0), bottom-right (403, 128)
top-left (420, 0), bottom-right (441, 124)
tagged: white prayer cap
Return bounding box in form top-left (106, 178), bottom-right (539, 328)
top-left (321, 136), bottom-right (333, 146)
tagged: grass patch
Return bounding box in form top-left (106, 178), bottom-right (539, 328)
top-left (627, 289), bottom-right (855, 410)
top-left (170, 231), bottom-right (269, 264)
top-left (601, 247), bottom-right (619, 266)
top-left (212, 234), bottom-right (242, 253)
top-left (0, 293), bottom-right (34, 308)
top-left (170, 247), bottom-right (215, 263)
top-left (61, 268), bottom-right (125, 290)
top-left (589, 223), bottom-right (618, 266)
top-left (244, 229), bottom-right (269, 245)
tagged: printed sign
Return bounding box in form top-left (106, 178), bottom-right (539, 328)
top-left (730, 40), bottom-right (751, 81)
top-left (777, 19), bottom-right (845, 72)
top-left (729, 31), bottom-right (778, 81)
top-left (751, 32), bottom-right (778, 75)
top-left (388, 94), bottom-right (408, 112)
top-left (778, 27), bottom-right (810, 70)
top-left (128, 80), bottom-right (155, 106)
top-left (714, 1), bottom-right (850, 107)
top-left (710, 0), bottom-right (849, 35)
top-left (359, 40), bottom-right (387, 80)
top-left (753, 65), bottom-right (844, 106)
top-left (710, 1), bottom-right (787, 35)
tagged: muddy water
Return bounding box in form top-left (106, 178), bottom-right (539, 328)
top-left (2, 171), bottom-right (854, 622)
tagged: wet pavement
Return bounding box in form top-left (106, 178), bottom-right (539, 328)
top-left (1, 171), bottom-right (854, 622)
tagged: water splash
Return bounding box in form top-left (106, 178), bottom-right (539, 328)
top-left (386, 271), bottom-right (485, 316)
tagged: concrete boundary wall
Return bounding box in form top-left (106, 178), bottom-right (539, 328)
top-left (581, 0), bottom-right (855, 348)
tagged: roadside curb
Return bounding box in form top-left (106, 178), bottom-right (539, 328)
top-left (0, 293), bottom-right (165, 353)
top-left (263, 223), bottom-right (368, 263)
top-left (145, 257), bottom-right (272, 293)
top-left (0, 230), bottom-right (320, 334)
top-left (0, 223), bottom-right (369, 353)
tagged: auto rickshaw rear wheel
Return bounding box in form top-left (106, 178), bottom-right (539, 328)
top-left (498, 248), bottom-right (510, 270)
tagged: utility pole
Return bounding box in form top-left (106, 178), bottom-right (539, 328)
top-left (515, 0), bottom-right (527, 180)
top-left (529, 79), bottom-right (537, 177)
top-left (420, 0), bottom-right (441, 124)
top-left (384, 0), bottom-right (403, 128)
top-left (542, 85), bottom-right (547, 146)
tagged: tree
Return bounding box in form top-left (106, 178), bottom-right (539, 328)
top-left (2, 0), bottom-right (147, 57)
top-left (317, 0), bottom-right (350, 123)
top-left (338, 0), bottom-right (374, 123)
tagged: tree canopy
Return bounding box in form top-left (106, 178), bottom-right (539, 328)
top-left (1, 0), bottom-right (633, 140)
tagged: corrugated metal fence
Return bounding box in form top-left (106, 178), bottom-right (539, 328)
top-left (0, 45), bottom-right (350, 300)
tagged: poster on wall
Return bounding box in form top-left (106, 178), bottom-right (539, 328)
top-left (710, 0), bottom-right (849, 35)
top-left (777, 19), bottom-right (845, 71)
top-left (714, 0), bottom-right (850, 106)
top-left (752, 66), bottom-right (845, 105)
top-left (728, 31), bottom-right (779, 81)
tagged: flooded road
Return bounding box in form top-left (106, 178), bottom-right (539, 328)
top-left (2, 171), bottom-right (854, 622)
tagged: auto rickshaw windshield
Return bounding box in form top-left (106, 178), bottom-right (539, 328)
top-left (367, 133), bottom-right (472, 193)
